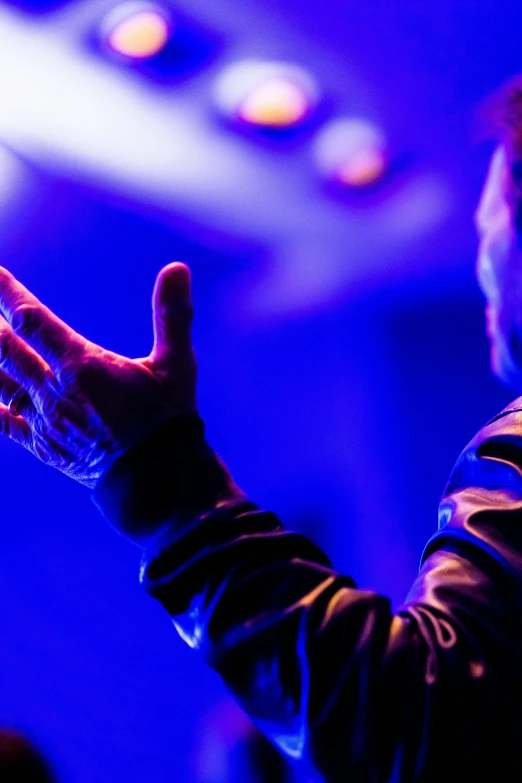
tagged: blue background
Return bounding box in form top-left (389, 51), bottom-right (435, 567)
top-left (0, 0), bottom-right (518, 780)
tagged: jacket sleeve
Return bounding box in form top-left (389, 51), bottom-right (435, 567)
top-left (93, 408), bottom-right (522, 783)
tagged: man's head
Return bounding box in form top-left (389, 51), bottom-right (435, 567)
top-left (475, 77), bottom-right (522, 388)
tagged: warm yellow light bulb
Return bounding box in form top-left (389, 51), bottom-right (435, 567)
top-left (107, 10), bottom-right (170, 59)
top-left (337, 148), bottom-right (387, 187)
top-left (238, 79), bottom-right (310, 127)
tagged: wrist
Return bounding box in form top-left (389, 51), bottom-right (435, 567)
top-left (92, 414), bottom-right (243, 546)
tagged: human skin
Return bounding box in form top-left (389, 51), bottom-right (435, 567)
top-left (0, 148), bottom-right (520, 492)
top-left (475, 144), bottom-right (522, 387)
top-left (0, 262), bottom-right (198, 488)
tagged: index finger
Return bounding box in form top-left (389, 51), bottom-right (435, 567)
top-left (0, 267), bottom-right (85, 368)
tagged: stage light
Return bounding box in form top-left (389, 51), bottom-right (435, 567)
top-left (214, 60), bottom-right (319, 129)
top-left (0, 145), bottom-right (26, 212)
top-left (101, 2), bottom-right (173, 60)
top-left (314, 119), bottom-right (388, 187)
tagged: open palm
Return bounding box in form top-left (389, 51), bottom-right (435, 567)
top-left (0, 263), bottom-right (197, 487)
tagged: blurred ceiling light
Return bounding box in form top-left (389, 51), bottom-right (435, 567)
top-left (214, 60), bottom-right (319, 129)
top-left (101, 1), bottom-right (173, 60)
top-left (0, 144), bottom-right (28, 226)
top-left (314, 118), bottom-right (388, 187)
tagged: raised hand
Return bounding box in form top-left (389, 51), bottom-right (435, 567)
top-left (0, 263), bottom-right (197, 487)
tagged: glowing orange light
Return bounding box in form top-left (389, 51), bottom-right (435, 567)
top-left (337, 148), bottom-right (387, 187)
top-left (214, 61), bottom-right (320, 130)
top-left (238, 79), bottom-right (310, 128)
top-left (314, 119), bottom-right (388, 188)
top-left (104, 3), bottom-right (172, 60)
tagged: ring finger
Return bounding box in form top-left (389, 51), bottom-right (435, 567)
top-left (0, 320), bottom-right (54, 412)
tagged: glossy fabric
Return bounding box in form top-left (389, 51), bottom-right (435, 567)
top-left (94, 404), bottom-right (522, 782)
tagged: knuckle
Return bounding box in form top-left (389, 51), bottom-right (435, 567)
top-left (57, 359), bottom-right (79, 389)
top-left (158, 299), bottom-right (194, 322)
top-left (0, 267), bottom-right (14, 286)
top-left (40, 391), bottom-right (62, 419)
top-left (11, 304), bottom-right (43, 340)
top-left (0, 327), bottom-right (14, 364)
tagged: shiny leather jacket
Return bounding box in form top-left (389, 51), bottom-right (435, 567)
top-left (93, 402), bottom-right (522, 782)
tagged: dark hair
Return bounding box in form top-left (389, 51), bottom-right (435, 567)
top-left (0, 729), bottom-right (55, 783)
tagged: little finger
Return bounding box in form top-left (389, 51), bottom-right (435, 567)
top-left (0, 403), bottom-right (33, 449)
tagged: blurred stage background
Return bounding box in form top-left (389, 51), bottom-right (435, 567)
top-left (0, 0), bottom-right (518, 780)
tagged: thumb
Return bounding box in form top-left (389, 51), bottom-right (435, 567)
top-left (151, 262), bottom-right (194, 360)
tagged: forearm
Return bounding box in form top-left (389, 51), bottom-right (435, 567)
top-left (93, 408), bottom-right (522, 783)
top-left (93, 413), bottom-right (244, 547)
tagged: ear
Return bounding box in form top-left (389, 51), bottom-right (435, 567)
top-left (151, 263), bottom-right (194, 361)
